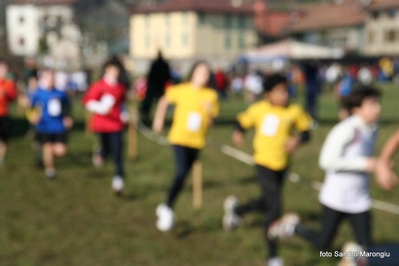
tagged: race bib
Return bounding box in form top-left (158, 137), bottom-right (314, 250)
top-left (48, 99), bottom-right (62, 117)
top-left (187, 112), bottom-right (202, 132)
top-left (261, 115), bottom-right (280, 137)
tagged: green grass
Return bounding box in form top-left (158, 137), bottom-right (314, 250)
top-left (1, 85), bottom-right (399, 266)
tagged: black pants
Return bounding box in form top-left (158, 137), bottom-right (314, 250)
top-left (295, 205), bottom-right (372, 250)
top-left (235, 165), bottom-right (287, 259)
top-left (306, 93), bottom-right (318, 121)
top-left (99, 131), bottom-right (124, 178)
top-left (166, 145), bottom-right (200, 208)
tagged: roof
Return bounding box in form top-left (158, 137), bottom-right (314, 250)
top-left (255, 11), bottom-right (290, 37)
top-left (287, 1), bottom-right (364, 33)
top-left (16, 0), bottom-right (78, 5)
top-left (131, 0), bottom-right (254, 15)
top-left (367, 0), bottom-right (399, 11)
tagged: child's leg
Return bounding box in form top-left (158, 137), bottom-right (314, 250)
top-left (110, 131), bottom-right (124, 177)
top-left (42, 142), bottom-right (55, 171)
top-left (166, 145), bottom-right (199, 208)
top-left (53, 143), bottom-right (67, 157)
top-left (295, 205), bottom-right (345, 249)
top-left (0, 141), bottom-right (6, 162)
top-left (99, 133), bottom-right (111, 159)
top-left (348, 211), bottom-right (372, 249)
top-left (258, 166), bottom-right (285, 259)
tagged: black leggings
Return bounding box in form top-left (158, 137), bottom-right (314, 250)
top-left (99, 131), bottom-right (124, 178)
top-left (166, 145), bottom-right (200, 208)
top-left (234, 165), bottom-right (286, 259)
top-left (295, 205), bottom-right (372, 250)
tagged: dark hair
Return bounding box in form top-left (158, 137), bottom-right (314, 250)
top-left (263, 74), bottom-right (287, 93)
top-left (187, 60), bottom-right (211, 83)
top-left (342, 86), bottom-right (381, 112)
top-left (0, 58), bottom-right (8, 67)
top-left (102, 56), bottom-right (131, 89)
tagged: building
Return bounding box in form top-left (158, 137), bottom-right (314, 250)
top-left (130, 0), bottom-right (258, 74)
top-left (363, 0), bottom-right (399, 56)
top-left (6, 0), bottom-right (82, 68)
top-left (286, 0), bottom-right (365, 54)
top-left (253, 0), bottom-right (290, 44)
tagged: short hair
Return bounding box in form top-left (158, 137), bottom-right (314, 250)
top-left (263, 74), bottom-right (287, 93)
top-left (342, 86), bottom-right (381, 111)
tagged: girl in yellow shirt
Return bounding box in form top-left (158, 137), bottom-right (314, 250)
top-left (152, 61), bottom-right (219, 231)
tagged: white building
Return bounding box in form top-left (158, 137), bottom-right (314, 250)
top-left (6, 0), bottom-right (82, 69)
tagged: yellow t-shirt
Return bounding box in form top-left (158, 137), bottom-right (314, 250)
top-left (166, 83), bottom-right (220, 149)
top-left (237, 101), bottom-right (312, 171)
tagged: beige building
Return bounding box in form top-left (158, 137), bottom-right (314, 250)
top-left (130, 0), bottom-right (257, 74)
top-left (364, 0), bottom-right (399, 56)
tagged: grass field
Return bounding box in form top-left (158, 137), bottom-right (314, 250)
top-left (1, 85), bottom-right (399, 266)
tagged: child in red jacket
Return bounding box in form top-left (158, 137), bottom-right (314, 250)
top-left (83, 57), bottom-right (129, 194)
top-left (0, 60), bottom-right (17, 165)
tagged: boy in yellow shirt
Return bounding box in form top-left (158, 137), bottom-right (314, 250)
top-left (223, 74), bottom-right (312, 266)
top-left (153, 61), bottom-right (219, 232)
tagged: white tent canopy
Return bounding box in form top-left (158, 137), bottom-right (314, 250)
top-left (243, 39), bottom-right (345, 62)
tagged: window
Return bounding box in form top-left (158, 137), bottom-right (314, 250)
top-left (19, 16), bottom-right (25, 24)
top-left (182, 12), bottom-right (188, 24)
top-left (372, 11), bottom-right (379, 20)
top-left (145, 15), bottom-right (150, 27)
top-left (238, 16), bottom-right (246, 29)
top-left (386, 29), bottom-right (396, 43)
top-left (368, 30), bottom-right (375, 44)
top-left (198, 12), bottom-right (205, 25)
top-left (225, 34), bottom-right (232, 49)
top-left (238, 32), bottom-right (245, 49)
top-left (19, 37), bottom-right (25, 47)
top-left (165, 13), bottom-right (170, 26)
top-left (389, 10), bottom-right (397, 19)
top-left (165, 34), bottom-right (171, 47)
top-left (225, 15), bottom-right (233, 28)
top-left (145, 35), bottom-right (150, 48)
top-left (182, 33), bottom-right (188, 47)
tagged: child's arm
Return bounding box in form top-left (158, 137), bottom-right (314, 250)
top-left (376, 130), bottom-right (399, 190)
top-left (288, 107), bottom-right (312, 154)
top-left (232, 106), bottom-right (256, 147)
top-left (152, 96), bottom-right (169, 134)
top-left (319, 124), bottom-right (376, 173)
top-left (5, 81), bottom-right (17, 101)
top-left (62, 93), bottom-right (73, 129)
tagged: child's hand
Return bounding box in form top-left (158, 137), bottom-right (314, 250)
top-left (376, 160), bottom-right (399, 190)
top-left (285, 137), bottom-right (300, 154)
top-left (63, 117), bottom-right (74, 129)
top-left (232, 131), bottom-right (245, 147)
top-left (18, 95), bottom-right (31, 108)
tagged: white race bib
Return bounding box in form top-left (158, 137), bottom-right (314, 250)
top-left (48, 99), bottom-right (62, 117)
top-left (261, 115), bottom-right (280, 137)
top-left (187, 112), bottom-right (202, 132)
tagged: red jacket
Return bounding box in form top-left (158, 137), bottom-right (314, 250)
top-left (83, 79), bottom-right (126, 133)
top-left (0, 79), bottom-right (17, 116)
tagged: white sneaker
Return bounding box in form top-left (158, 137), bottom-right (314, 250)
top-left (45, 168), bottom-right (56, 179)
top-left (112, 176), bottom-right (124, 194)
top-left (338, 242), bottom-right (367, 266)
top-left (267, 257), bottom-right (284, 266)
top-left (156, 204), bottom-right (174, 232)
top-left (223, 196), bottom-right (243, 231)
top-left (268, 213), bottom-right (300, 240)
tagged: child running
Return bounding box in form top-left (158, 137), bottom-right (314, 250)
top-left (152, 61), bottom-right (219, 232)
top-left (223, 74), bottom-right (312, 266)
top-left (269, 87), bottom-right (384, 265)
top-left (83, 57), bottom-right (129, 194)
top-left (0, 59), bottom-right (18, 166)
top-left (30, 69), bottom-right (72, 178)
